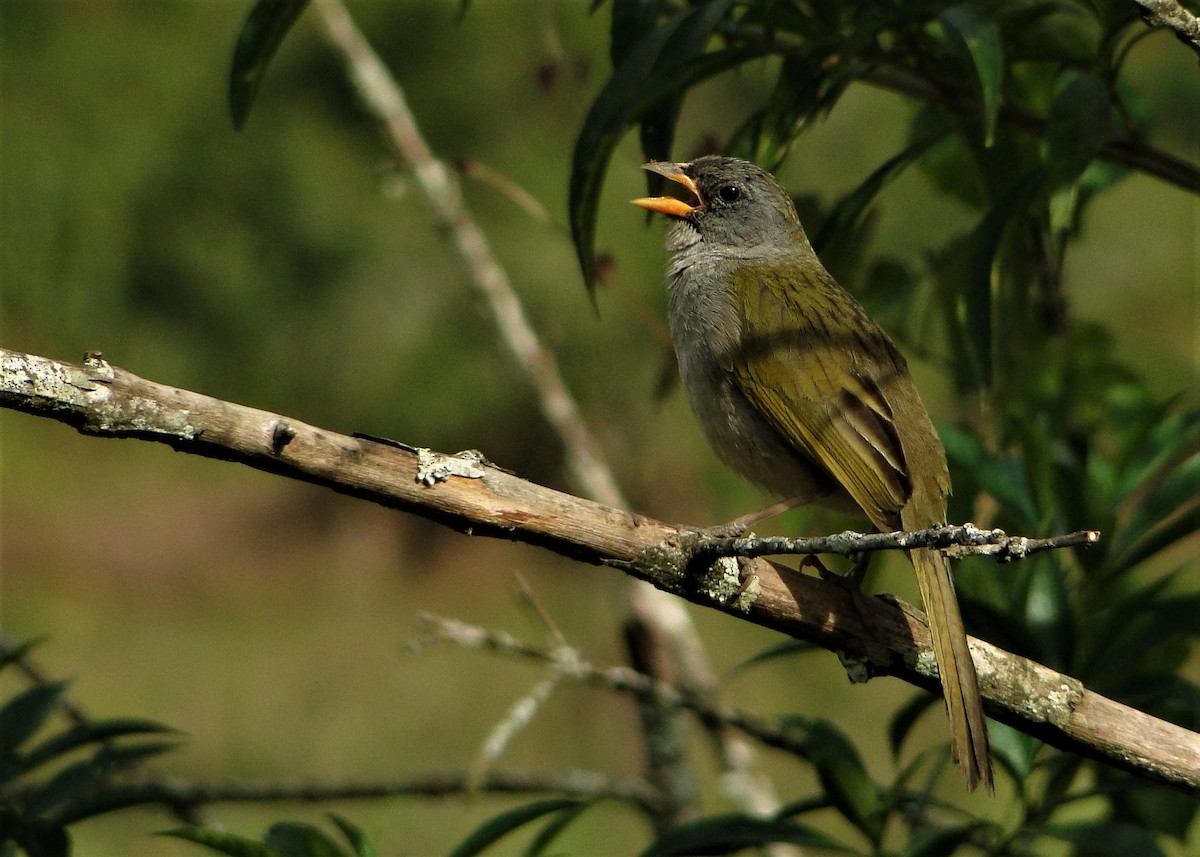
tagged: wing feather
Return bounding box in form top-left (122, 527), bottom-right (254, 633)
top-left (730, 264), bottom-right (913, 529)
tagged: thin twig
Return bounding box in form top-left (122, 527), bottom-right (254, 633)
top-left (416, 614), bottom-right (815, 761)
top-left (130, 770), bottom-right (664, 817)
top-left (689, 525), bottom-right (1101, 564)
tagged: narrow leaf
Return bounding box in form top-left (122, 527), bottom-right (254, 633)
top-left (639, 813), bottom-right (851, 857)
top-left (229, 0), bottom-right (311, 130)
top-left (264, 822), bottom-right (350, 857)
top-left (1035, 821), bottom-right (1167, 857)
top-left (328, 815), bottom-right (376, 857)
top-left (940, 423), bottom-right (1039, 529)
top-left (1045, 73), bottom-right (1109, 193)
top-left (939, 4), bottom-right (1004, 146)
top-left (0, 682), bottom-right (66, 759)
top-left (19, 718), bottom-right (177, 778)
top-left (953, 170), bottom-right (1042, 391)
top-left (524, 800), bottom-right (597, 857)
top-left (446, 799), bottom-right (581, 857)
top-left (803, 720), bottom-right (883, 844)
top-left (887, 693), bottom-right (939, 758)
top-left (569, 1), bottom-right (761, 292)
top-left (162, 827), bottom-right (285, 857)
top-left (813, 129), bottom-right (947, 254)
top-left (728, 639), bottom-right (817, 675)
top-left (1112, 452), bottom-right (1200, 569)
top-left (29, 740), bottom-right (177, 824)
top-left (0, 637), bottom-right (46, 672)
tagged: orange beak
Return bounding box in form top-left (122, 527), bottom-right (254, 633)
top-left (631, 161), bottom-right (700, 217)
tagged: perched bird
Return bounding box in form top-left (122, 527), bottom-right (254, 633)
top-left (632, 156), bottom-right (992, 791)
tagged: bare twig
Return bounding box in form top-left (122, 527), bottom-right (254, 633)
top-left (690, 525), bottom-right (1101, 564)
top-left (125, 770), bottom-right (663, 816)
top-left (3, 348), bottom-right (1195, 793)
top-left (466, 674), bottom-right (564, 792)
top-left (417, 613), bottom-right (815, 760)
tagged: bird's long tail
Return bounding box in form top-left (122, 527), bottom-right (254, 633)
top-left (908, 542), bottom-right (993, 792)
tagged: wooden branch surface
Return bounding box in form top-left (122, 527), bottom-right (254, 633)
top-left (3, 347), bottom-right (1198, 794)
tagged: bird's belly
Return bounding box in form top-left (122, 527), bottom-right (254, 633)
top-left (676, 349), bottom-right (837, 504)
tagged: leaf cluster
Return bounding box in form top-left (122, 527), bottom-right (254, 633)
top-left (0, 641), bottom-right (179, 857)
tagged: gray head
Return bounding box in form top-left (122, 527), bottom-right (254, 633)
top-left (632, 156), bottom-right (810, 256)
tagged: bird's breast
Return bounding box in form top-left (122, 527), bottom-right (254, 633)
top-left (666, 256), bottom-right (836, 501)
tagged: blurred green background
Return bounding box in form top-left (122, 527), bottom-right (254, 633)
top-left (1, 1), bottom-right (1196, 854)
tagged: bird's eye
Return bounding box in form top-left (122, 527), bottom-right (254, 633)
top-left (717, 185), bottom-right (741, 203)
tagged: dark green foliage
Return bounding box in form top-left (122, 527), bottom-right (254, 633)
top-left (164, 815), bottom-right (376, 857)
top-left (229, 0), bottom-right (312, 130)
top-left (0, 643), bottom-right (179, 856)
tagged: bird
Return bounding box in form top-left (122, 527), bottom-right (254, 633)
top-left (632, 155), bottom-right (992, 791)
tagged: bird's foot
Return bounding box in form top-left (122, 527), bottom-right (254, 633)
top-left (805, 551), bottom-right (871, 591)
top-left (682, 494), bottom-right (809, 540)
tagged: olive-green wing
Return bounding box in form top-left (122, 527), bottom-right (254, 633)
top-left (729, 265), bottom-right (913, 529)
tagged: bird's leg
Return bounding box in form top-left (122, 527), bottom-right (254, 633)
top-left (807, 550), bottom-right (871, 590)
top-left (690, 494), bottom-right (808, 539)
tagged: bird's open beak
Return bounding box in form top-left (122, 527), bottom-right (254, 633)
top-left (631, 162), bottom-right (700, 217)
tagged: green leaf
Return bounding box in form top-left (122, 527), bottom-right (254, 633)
top-left (1034, 821), bottom-right (1167, 857)
top-left (856, 258), bottom-right (921, 334)
top-left (638, 813), bottom-right (852, 857)
top-left (228, 0), bottom-right (311, 130)
top-left (162, 827), bottom-right (285, 857)
top-left (0, 637), bottom-right (46, 673)
top-left (1023, 558), bottom-right (1073, 668)
top-left (1110, 780), bottom-right (1199, 841)
top-left (264, 822), bottom-right (350, 857)
top-left (27, 740), bottom-right (175, 823)
top-left (938, 4), bottom-right (1004, 146)
top-left (18, 718), bottom-right (177, 779)
top-left (327, 815), bottom-right (376, 857)
top-left (901, 824), bottom-right (981, 857)
top-left (1045, 73), bottom-right (1109, 239)
top-left (986, 721), bottom-right (1037, 785)
top-left (609, 0), bottom-right (663, 70)
top-left (0, 682), bottom-right (66, 760)
top-left (569, 1), bottom-right (762, 292)
top-left (41, 775), bottom-right (184, 828)
top-left (728, 639), bottom-right (817, 675)
top-left (523, 800), bottom-right (597, 857)
top-left (1112, 409), bottom-right (1200, 503)
top-left (887, 693), bottom-right (939, 758)
top-left (803, 719), bottom-right (883, 844)
top-left (1044, 73), bottom-right (1109, 193)
top-left (1111, 451), bottom-right (1200, 570)
top-left (952, 169), bottom-right (1043, 391)
top-left (813, 130), bottom-right (947, 255)
top-left (446, 799), bottom-right (582, 857)
top-left (940, 423), bottom-right (1039, 529)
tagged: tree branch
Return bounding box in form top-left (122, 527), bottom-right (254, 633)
top-left (1131, 0), bottom-right (1200, 59)
top-left (3, 347), bottom-right (1198, 794)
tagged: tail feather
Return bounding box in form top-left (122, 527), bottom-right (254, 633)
top-left (909, 545), bottom-right (993, 792)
